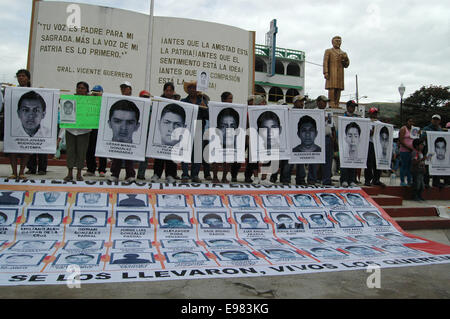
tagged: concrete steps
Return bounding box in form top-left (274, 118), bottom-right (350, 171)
top-left (361, 185), bottom-right (450, 231)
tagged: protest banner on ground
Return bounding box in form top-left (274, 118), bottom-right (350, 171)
top-left (0, 180), bottom-right (449, 286)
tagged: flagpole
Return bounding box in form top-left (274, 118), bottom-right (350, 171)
top-left (145, 0), bottom-right (154, 92)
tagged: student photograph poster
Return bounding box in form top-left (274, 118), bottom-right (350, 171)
top-left (427, 131), bottom-right (450, 176)
top-left (3, 86), bottom-right (59, 154)
top-left (338, 116), bottom-right (371, 169)
top-left (248, 105), bottom-right (290, 162)
top-left (374, 123), bottom-right (394, 170)
top-left (95, 93), bottom-right (151, 161)
top-left (146, 97), bottom-right (199, 163)
top-left (207, 101), bottom-right (247, 163)
top-left (59, 94), bottom-right (102, 129)
top-left (288, 109), bottom-right (326, 164)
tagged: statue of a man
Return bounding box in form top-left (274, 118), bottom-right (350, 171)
top-left (323, 36), bottom-right (349, 108)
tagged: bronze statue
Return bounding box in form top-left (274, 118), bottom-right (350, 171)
top-left (323, 36), bottom-right (349, 108)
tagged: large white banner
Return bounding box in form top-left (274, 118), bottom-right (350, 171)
top-left (149, 16), bottom-right (254, 104)
top-left (427, 131), bottom-right (450, 176)
top-left (248, 105), bottom-right (290, 163)
top-left (374, 122), bottom-right (394, 170)
top-left (206, 101), bottom-right (247, 163)
top-left (30, 2), bottom-right (149, 94)
top-left (288, 109), bottom-right (326, 164)
top-left (95, 94), bottom-right (151, 161)
top-left (338, 117), bottom-right (371, 169)
top-left (3, 87), bottom-right (59, 154)
top-left (146, 98), bottom-right (199, 163)
top-left (0, 181), bottom-right (449, 286)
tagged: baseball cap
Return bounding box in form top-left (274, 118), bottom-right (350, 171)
top-left (316, 95), bottom-right (330, 102)
top-left (139, 90), bottom-right (151, 98)
top-left (432, 114), bottom-right (441, 120)
top-left (369, 107), bottom-right (378, 114)
top-left (120, 81), bottom-right (132, 88)
top-left (247, 95), bottom-right (256, 103)
top-left (92, 85), bottom-right (103, 92)
top-left (293, 95), bottom-right (306, 103)
top-left (346, 100), bottom-right (358, 108)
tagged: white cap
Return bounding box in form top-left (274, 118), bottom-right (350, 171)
top-left (432, 114), bottom-right (441, 120)
top-left (120, 81), bottom-right (132, 88)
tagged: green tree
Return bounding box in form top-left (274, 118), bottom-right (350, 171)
top-left (404, 85), bottom-right (450, 108)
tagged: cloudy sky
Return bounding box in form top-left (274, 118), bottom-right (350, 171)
top-left (0, 0), bottom-right (449, 102)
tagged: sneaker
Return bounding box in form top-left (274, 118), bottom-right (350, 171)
top-left (400, 182), bottom-right (407, 186)
top-left (253, 177), bottom-right (260, 184)
top-left (244, 178), bottom-right (253, 183)
top-left (261, 179), bottom-right (273, 185)
top-left (150, 175), bottom-right (159, 183)
top-left (341, 181), bottom-right (349, 188)
top-left (166, 176), bottom-right (175, 183)
top-left (125, 177), bottom-right (135, 183)
top-left (204, 175), bottom-right (212, 181)
top-left (350, 182), bottom-right (357, 187)
top-left (192, 176), bottom-right (201, 183)
top-left (109, 177), bottom-right (119, 183)
top-left (83, 171), bottom-right (95, 177)
top-left (37, 171), bottom-right (46, 175)
top-left (136, 176), bottom-right (146, 181)
top-left (26, 170), bottom-right (36, 175)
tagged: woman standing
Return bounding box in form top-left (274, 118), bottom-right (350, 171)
top-left (62, 81), bottom-right (92, 181)
top-left (398, 117), bottom-right (414, 186)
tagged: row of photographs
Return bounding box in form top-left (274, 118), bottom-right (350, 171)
top-left (0, 191), bottom-right (373, 209)
top-left (0, 208), bottom-right (392, 230)
top-left (1, 233), bottom-right (425, 252)
top-left (0, 242), bottom-right (426, 267)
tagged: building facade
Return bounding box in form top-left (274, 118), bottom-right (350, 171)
top-left (254, 44), bottom-right (305, 104)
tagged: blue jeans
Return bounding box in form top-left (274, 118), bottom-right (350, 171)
top-left (296, 164), bottom-right (317, 184)
top-left (400, 151), bottom-right (412, 184)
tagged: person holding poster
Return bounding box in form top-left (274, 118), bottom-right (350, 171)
top-left (6, 69), bottom-right (31, 179)
top-left (339, 100), bottom-right (360, 187)
top-left (364, 108), bottom-right (384, 186)
top-left (421, 115), bottom-right (446, 187)
top-left (426, 131), bottom-right (450, 179)
top-left (63, 82), bottom-right (92, 182)
top-left (338, 103), bottom-right (370, 187)
top-left (180, 80), bottom-right (211, 183)
top-left (108, 90), bottom-right (140, 182)
top-left (142, 82), bottom-right (178, 183)
top-left (96, 90), bottom-right (150, 182)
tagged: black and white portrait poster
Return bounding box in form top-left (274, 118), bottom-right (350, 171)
top-left (288, 109), bottom-right (325, 164)
top-left (427, 131), bottom-right (450, 176)
top-left (95, 93), bottom-right (151, 161)
top-left (146, 97), bottom-right (199, 163)
top-left (373, 122), bottom-right (394, 170)
top-left (248, 105), bottom-right (290, 162)
top-left (3, 86), bottom-right (59, 154)
top-left (338, 116), bottom-right (371, 169)
top-left (196, 70), bottom-right (210, 92)
top-left (59, 99), bottom-right (77, 124)
top-left (207, 101), bottom-right (247, 163)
